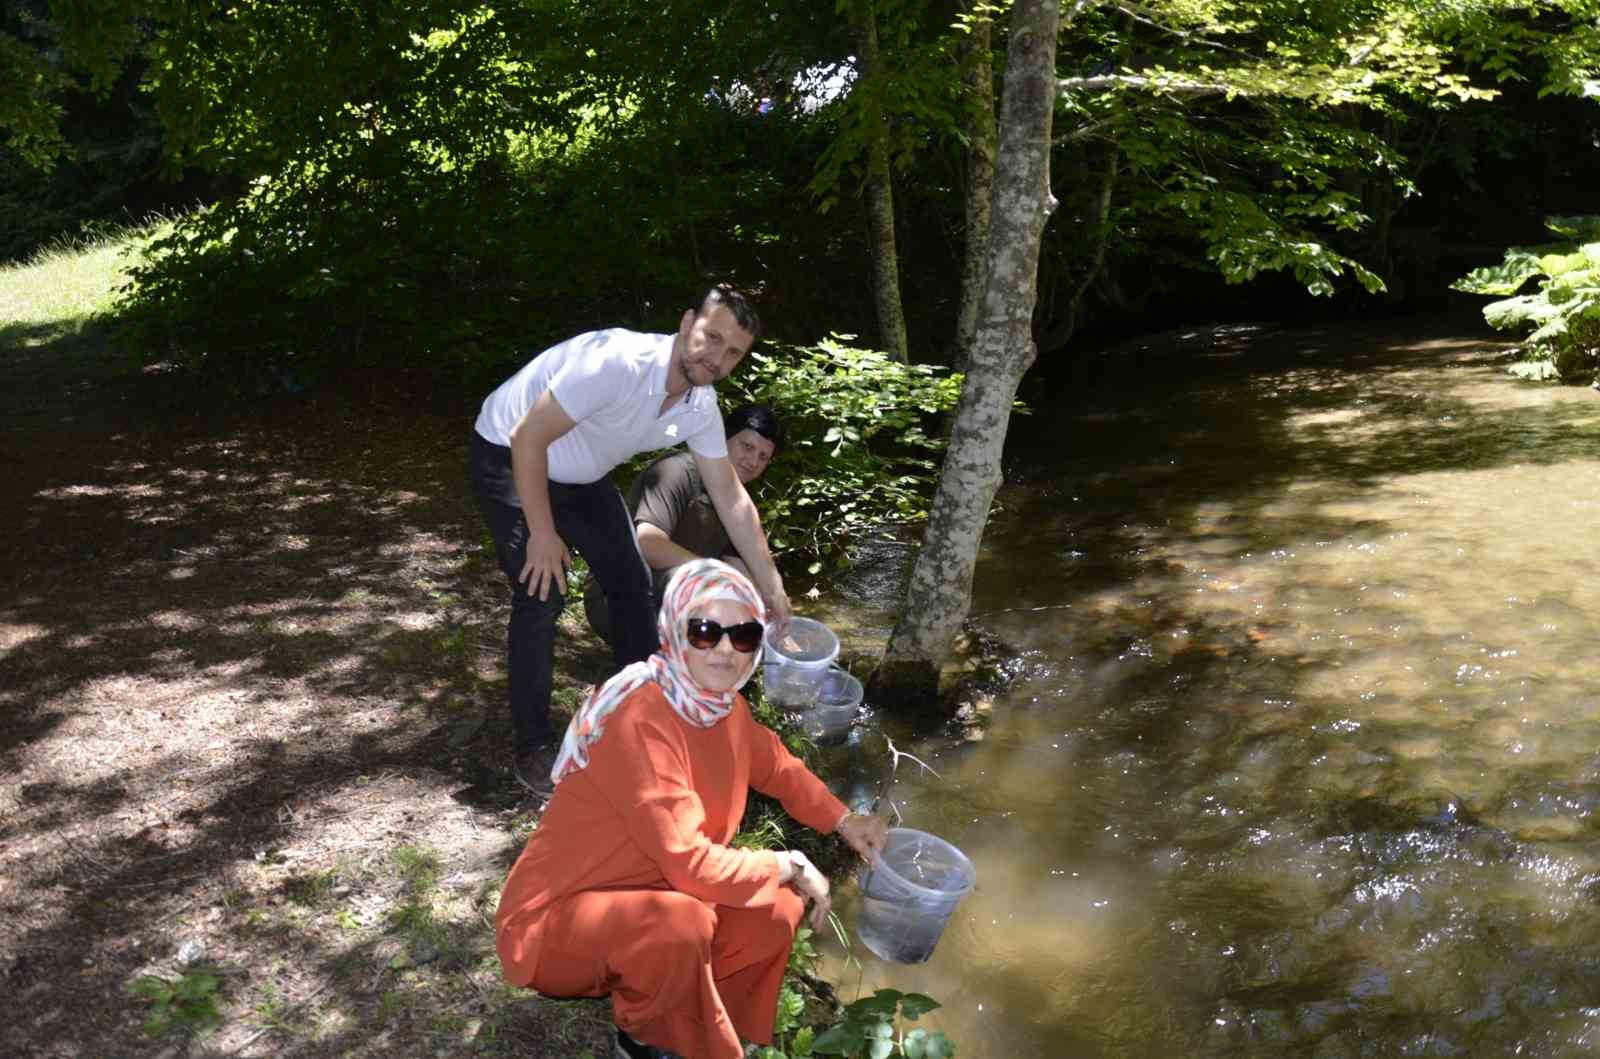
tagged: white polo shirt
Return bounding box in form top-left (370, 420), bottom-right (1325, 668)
top-left (473, 328), bottom-right (728, 484)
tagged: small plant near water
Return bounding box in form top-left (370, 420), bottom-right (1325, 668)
top-left (128, 970), bottom-right (224, 1037)
top-left (759, 978), bottom-right (953, 1058)
top-left (811, 990), bottom-right (952, 1058)
top-left (755, 923), bottom-right (956, 1059)
top-left (1452, 214), bottom-right (1600, 383)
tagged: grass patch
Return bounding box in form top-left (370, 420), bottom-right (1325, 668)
top-left (287, 868), bottom-right (341, 907)
top-left (0, 225), bottom-right (149, 329)
top-left (392, 844), bottom-right (442, 896)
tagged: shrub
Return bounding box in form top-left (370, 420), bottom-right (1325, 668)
top-left (724, 336), bottom-right (963, 573)
top-left (1451, 215), bottom-right (1600, 383)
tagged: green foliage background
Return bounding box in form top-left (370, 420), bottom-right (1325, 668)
top-left (10, 0), bottom-right (1600, 369)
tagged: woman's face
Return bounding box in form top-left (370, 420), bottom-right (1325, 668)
top-left (682, 597), bottom-right (760, 693)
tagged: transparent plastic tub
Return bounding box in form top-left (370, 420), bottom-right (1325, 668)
top-left (855, 828), bottom-right (975, 964)
top-left (761, 616), bottom-right (839, 708)
top-left (794, 664), bottom-right (863, 744)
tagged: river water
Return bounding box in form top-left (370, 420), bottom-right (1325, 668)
top-left (811, 316), bottom-right (1600, 1057)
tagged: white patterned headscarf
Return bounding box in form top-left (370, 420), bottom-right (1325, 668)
top-left (550, 559), bottom-right (766, 785)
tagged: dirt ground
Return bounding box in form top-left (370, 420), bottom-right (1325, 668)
top-left (1, 324), bottom-right (625, 1057)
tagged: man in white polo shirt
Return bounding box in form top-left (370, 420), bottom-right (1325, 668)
top-left (469, 285), bottom-right (791, 798)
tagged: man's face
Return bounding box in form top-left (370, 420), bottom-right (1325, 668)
top-left (727, 428), bottom-right (776, 484)
top-left (678, 304), bottom-right (754, 389)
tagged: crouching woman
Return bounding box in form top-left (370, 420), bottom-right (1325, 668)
top-left (494, 559), bottom-right (887, 1059)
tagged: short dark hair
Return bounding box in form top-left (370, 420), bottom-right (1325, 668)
top-left (724, 403), bottom-right (783, 451)
top-left (698, 285), bottom-right (762, 344)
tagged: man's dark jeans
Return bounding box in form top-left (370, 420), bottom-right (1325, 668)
top-left (469, 432), bottom-right (658, 753)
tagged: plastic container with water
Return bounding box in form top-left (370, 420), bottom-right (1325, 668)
top-left (762, 616), bottom-right (839, 708)
top-left (855, 828), bottom-right (975, 964)
top-left (794, 664), bottom-right (863, 744)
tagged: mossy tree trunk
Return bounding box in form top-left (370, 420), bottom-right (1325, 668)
top-left (873, 0), bottom-right (1061, 708)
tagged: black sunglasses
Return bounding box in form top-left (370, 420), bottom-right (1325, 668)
top-left (685, 618), bottom-right (764, 653)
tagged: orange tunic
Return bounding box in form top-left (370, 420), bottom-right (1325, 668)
top-left (495, 681), bottom-right (849, 1055)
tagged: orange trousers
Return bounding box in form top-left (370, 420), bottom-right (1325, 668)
top-left (523, 885), bottom-right (805, 1059)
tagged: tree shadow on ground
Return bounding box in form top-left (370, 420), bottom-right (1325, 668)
top-left (0, 320), bottom-right (621, 1056)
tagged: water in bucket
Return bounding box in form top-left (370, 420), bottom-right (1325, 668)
top-left (762, 616), bottom-right (839, 708)
top-left (855, 828), bottom-right (975, 964)
top-left (796, 664), bottom-right (863, 744)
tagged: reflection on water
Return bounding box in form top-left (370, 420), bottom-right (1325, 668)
top-left (813, 320), bottom-right (1600, 1056)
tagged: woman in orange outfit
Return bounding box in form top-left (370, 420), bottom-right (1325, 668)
top-left (495, 558), bottom-right (888, 1059)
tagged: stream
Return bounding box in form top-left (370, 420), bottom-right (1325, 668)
top-left (808, 315), bottom-right (1600, 1057)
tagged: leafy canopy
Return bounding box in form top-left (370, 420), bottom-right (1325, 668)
top-left (1050, 0), bottom-right (1600, 300)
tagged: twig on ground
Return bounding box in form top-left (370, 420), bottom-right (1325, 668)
top-left (59, 830), bottom-right (114, 878)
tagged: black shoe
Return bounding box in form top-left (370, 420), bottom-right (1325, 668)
top-left (512, 743), bottom-right (557, 799)
top-left (614, 1026), bottom-right (682, 1059)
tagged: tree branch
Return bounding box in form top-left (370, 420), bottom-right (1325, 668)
top-left (1057, 73), bottom-right (1230, 97)
top-left (1112, 2), bottom-right (1253, 60)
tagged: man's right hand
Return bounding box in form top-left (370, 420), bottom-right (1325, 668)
top-left (519, 525), bottom-right (571, 601)
top-left (764, 584), bottom-right (792, 630)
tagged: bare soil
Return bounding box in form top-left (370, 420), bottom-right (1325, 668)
top-left (1, 325), bottom-right (622, 1057)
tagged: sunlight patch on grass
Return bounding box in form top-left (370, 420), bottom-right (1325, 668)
top-left (0, 229), bottom-right (149, 329)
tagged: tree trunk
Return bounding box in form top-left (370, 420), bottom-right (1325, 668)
top-left (872, 0), bottom-right (1061, 706)
top-left (953, 6), bottom-right (996, 370)
top-left (851, 5), bottom-right (910, 363)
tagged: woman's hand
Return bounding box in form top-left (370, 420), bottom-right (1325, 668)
top-left (835, 812), bottom-right (888, 862)
top-left (785, 851), bottom-right (832, 932)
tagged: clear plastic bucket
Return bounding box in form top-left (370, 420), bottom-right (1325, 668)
top-left (793, 664), bottom-right (863, 744)
top-left (855, 828), bottom-right (975, 964)
top-left (761, 617), bottom-right (839, 708)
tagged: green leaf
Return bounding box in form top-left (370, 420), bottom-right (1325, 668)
top-left (1546, 215), bottom-right (1600, 241)
top-left (812, 1023), bottom-right (859, 1055)
top-left (1507, 359), bottom-right (1559, 381)
top-left (850, 989), bottom-right (902, 1018)
top-left (129, 976), bottom-right (173, 1001)
top-left (898, 993), bottom-right (941, 1020)
top-left (1538, 251), bottom-right (1589, 278)
top-left (1451, 249), bottom-right (1548, 295)
top-left (1483, 293), bottom-right (1560, 331)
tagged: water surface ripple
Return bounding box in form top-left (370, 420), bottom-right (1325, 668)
top-left (817, 320), bottom-right (1600, 1057)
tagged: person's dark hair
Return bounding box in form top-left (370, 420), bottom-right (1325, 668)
top-left (724, 403), bottom-right (783, 451)
top-left (698, 285), bottom-right (762, 344)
